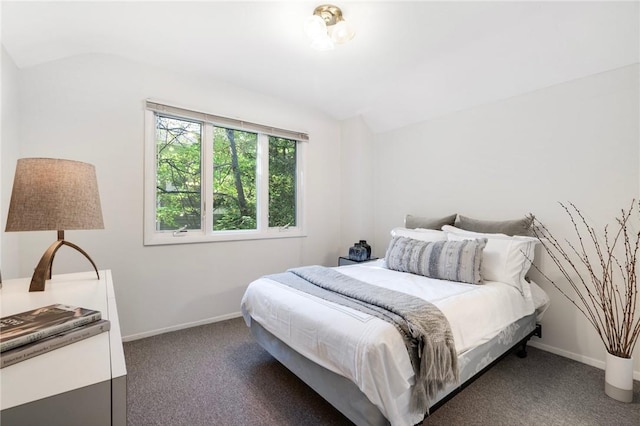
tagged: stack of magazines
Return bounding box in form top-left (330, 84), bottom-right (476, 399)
top-left (0, 304), bottom-right (110, 368)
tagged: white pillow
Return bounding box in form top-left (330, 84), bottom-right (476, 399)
top-left (390, 227), bottom-right (447, 242)
top-left (442, 225), bottom-right (538, 294)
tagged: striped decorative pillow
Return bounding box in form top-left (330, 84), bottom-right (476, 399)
top-left (385, 236), bottom-right (487, 284)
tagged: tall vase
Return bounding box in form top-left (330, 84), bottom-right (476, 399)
top-left (604, 352), bottom-right (633, 403)
top-left (359, 240), bottom-right (372, 260)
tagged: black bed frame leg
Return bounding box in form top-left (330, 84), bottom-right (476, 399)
top-left (516, 323), bottom-right (542, 358)
top-left (516, 342), bottom-right (529, 358)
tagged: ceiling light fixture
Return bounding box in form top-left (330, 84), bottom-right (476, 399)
top-left (304, 4), bottom-right (355, 51)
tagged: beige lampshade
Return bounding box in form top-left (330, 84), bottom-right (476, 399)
top-left (5, 158), bottom-right (104, 232)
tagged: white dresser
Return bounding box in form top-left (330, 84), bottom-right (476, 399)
top-left (0, 270), bottom-right (127, 425)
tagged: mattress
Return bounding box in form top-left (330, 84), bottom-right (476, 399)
top-left (241, 260), bottom-right (547, 426)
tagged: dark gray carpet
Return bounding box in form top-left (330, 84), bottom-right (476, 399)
top-left (124, 317), bottom-right (640, 426)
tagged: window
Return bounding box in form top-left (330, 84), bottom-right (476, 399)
top-left (155, 116), bottom-right (202, 231)
top-left (144, 101), bottom-right (307, 245)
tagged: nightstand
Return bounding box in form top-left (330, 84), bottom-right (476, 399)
top-left (0, 270), bottom-right (126, 426)
top-left (338, 256), bottom-right (379, 266)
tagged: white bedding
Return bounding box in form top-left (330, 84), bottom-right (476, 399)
top-left (241, 260), bottom-right (544, 426)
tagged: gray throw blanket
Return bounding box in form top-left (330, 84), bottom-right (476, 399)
top-left (267, 265), bottom-right (459, 415)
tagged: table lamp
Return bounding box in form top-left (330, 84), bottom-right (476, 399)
top-left (5, 158), bottom-right (104, 291)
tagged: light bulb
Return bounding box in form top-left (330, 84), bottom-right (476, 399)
top-left (304, 15), bottom-right (327, 42)
top-left (310, 33), bottom-right (334, 51)
top-left (331, 20), bottom-right (355, 44)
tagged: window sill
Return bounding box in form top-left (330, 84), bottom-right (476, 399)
top-left (143, 228), bottom-right (306, 246)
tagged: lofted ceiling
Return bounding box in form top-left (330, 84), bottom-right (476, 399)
top-left (2, 1), bottom-right (638, 133)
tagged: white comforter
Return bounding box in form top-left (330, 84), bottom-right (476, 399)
top-left (241, 260), bottom-right (541, 426)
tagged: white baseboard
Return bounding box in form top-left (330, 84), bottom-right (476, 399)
top-left (529, 341), bottom-right (640, 381)
top-left (121, 311), bottom-right (243, 342)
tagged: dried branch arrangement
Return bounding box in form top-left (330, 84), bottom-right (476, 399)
top-left (531, 200), bottom-right (640, 358)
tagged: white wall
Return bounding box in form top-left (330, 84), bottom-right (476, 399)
top-left (340, 115), bottom-right (375, 254)
top-left (371, 64), bottom-right (640, 375)
top-left (1, 45), bottom-right (21, 280)
top-left (10, 53), bottom-right (343, 338)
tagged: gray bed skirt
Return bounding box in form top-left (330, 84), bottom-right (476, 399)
top-left (249, 313), bottom-right (539, 426)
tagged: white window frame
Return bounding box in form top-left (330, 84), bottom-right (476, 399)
top-left (144, 101), bottom-right (307, 245)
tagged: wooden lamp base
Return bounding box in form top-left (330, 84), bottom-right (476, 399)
top-left (29, 230), bottom-right (100, 292)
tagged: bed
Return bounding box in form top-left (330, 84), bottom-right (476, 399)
top-left (241, 220), bottom-right (550, 426)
